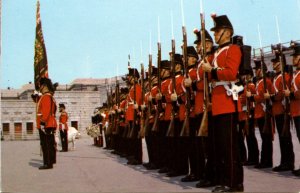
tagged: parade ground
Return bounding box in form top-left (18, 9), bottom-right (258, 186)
top-left (1, 130), bottom-right (300, 193)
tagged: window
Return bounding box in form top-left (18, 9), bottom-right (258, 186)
top-left (14, 123), bottom-right (22, 140)
top-left (71, 121), bottom-right (78, 130)
top-left (2, 123), bottom-right (9, 135)
top-left (26, 122), bottom-right (33, 134)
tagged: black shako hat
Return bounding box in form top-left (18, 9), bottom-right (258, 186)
top-left (253, 58), bottom-right (267, 71)
top-left (128, 68), bottom-right (140, 79)
top-left (174, 54), bottom-right (183, 65)
top-left (193, 28), bottom-right (213, 44)
top-left (291, 44), bottom-right (300, 56)
top-left (151, 67), bottom-right (158, 76)
top-left (271, 53), bottom-right (280, 63)
top-left (59, 103), bottom-right (65, 109)
top-left (160, 60), bottom-right (171, 70)
top-left (210, 14), bottom-right (234, 32)
top-left (102, 102), bottom-right (108, 108)
top-left (39, 77), bottom-right (55, 92)
top-left (187, 46), bottom-right (199, 60)
top-left (120, 87), bottom-right (129, 94)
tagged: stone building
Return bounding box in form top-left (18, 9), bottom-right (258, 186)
top-left (1, 77), bottom-right (125, 140)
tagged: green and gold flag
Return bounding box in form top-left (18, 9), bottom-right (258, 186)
top-left (34, 0), bottom-right (48, 90)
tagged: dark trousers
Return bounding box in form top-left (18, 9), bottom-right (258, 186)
top-left (293, 116), bottom-right (300, 143)
top-left (176, 119), bottom-right (189, 174)
top-left (145, 123), bottom-right (155, 164)
top-left (256, 117), bottom-right (273, 165)
top-left (60, 129), bottom-right (68, 151)
top-left (274, 114), bottom-right (294, 166)
top-left (238, 121), bottom-right (247, 163)
top-left (41, 128), bottom-right (56, 166)
top-left (213, 113), bottom-right (243, 188)
top-left (204, 112), bottom-right (217, 183)
top-left (158, 121), bottom-right (169, 168)
top-left (189, 115), bottom-right (205, 179)
top-left (244, 117), bottom-right (259, 163)
top-left (129, 121), bottom-right (142, 162)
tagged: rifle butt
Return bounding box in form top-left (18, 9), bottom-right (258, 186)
top-left (166, 118), bottom-right (174, 137)
top-left (180, 117), bottom-right (189, 137)
top-left (198, 110), bottom-right (208, 137)
top-left (151, 112), bottom-right (159, 132)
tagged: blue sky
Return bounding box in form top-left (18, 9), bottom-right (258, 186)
top-left (2, 0), bottom-right (300, 89)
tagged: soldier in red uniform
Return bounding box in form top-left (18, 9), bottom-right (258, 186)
top-left (117, 87), bottom-right (129, 157)
top-left (157, 60), bottom-right (172, 174)
top-left (167, 54), bottom-right (188, 177)
top-left (201, 14), bottom-right (244, 192)
top-left (246, 59), bottom-right (274, 170)
top-left (59, 103), bottom-right (69, 152)
top-left (126, 68), bottom-right (142, 165)
top-left (194, 28), bottom-right (217, 188)
top-left (37, 77), bottom-right (57, 170)
top-left (285, 43), bottom-right (300, 176)
top-left (143, 67), bottom-right (160, 169)
top-left (181, 46), bottom-right (200, 182)
top-left (269, 54), bottom-right (294, 172)
top-left (239, 73), bottom-right (259, 166)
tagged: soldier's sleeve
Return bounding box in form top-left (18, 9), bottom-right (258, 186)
top-left (40, 95), bottom-right (52, 125)
top-left (213, 45), bottom-right (241, 81)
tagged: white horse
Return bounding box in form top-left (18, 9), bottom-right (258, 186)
top-left (56, 127), bottom-right (80, 151)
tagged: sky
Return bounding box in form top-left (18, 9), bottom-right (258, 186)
top-left (1, 0), bottom-right (300, 89)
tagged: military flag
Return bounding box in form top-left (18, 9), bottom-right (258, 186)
top-left (34, 0), bottom-right (48, 90)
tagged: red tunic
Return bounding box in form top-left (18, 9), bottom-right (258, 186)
top-left (161, 78), bottom-right (172, 121)
top-left (253, 78), bottom-right (274, 119)
top-left (271, 73), bottom-right (291, 116)
top-left (59, 112), bottom-right (68, 130)
top-left (37, 93), bottom-right (57, 129)
top-left (119, 100), bottom-right (127, 127)
top-left (239, 82), bottom-right (255, 121)
top-left (290, 70), bottom-right (300, 117)
top-left (125, 84), bottom-right (142, 121)
top-left (169, 74), bottom-right (185, 121)
top-left (211, 45), bottom-right (241, 116)
top-left (188, 68), bottom-right (197, 117)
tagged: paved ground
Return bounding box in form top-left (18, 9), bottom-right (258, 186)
top-left (1, 130), bottom-right (300, 193)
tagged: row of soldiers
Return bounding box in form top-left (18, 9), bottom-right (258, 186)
top-left (91, 14), bottom-right (300, 192)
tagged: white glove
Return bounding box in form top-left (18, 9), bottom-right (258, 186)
top-left (171, 93), bottom-right (178, 102)
top-left (141, 104), bottom-right (146, 110)
top-left (246, 91), bottom-right (252, 98)
top-left (201, 60), bottom-right (213, 72)
top-left (40, 125), bottom-right (45, 133)
top-left (156, 93), bottom-right (162, 100)
top-left (148, 95), bottom-right (153, 102)
top-left (134, 103), bottom-right (139, 109)
top-left (184, 77), bottom-right (192, 87)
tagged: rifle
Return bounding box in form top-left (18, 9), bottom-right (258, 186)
top-left (180, 26), bottom-right (190, 137)
top-left (151, 42), bottom-right (162, 132)
top-left (198, 12), bottom-right (209, 137)
top-left (260, 49), bottom-right (273, 134)
top-left (105, 79), bottom-right (112, 136)
top-left (144, 55), bottom-right (152, 136)
top-left (166, 39), bottom-right (176, 137)
top-left (115, 77), bottom-right (120, 135)
top-left (272, 44), bottom-right (291, 137)
top-left (139, 63), bottom-right (145, 138)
